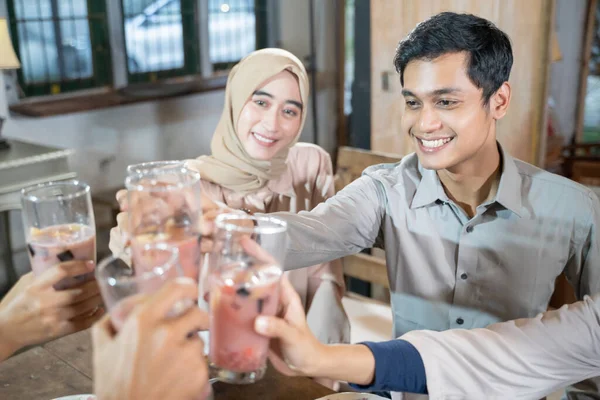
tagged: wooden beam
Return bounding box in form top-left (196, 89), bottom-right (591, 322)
top-left (575, 0), bottom-right (598, 143)
top-left (536, 0), bottom-right (556, 167)
top-left (336, 0), bottom-right (347, 151)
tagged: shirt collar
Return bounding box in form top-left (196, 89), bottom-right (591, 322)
top-left (410, 163), bottom-right (449, 209)
top-left (494, 144), bottom-right (523, 217)
top-left (410, 143), bottom-right (522, 217)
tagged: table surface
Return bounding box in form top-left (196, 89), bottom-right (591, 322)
top-left (0, 330), bottom-right (336, 400)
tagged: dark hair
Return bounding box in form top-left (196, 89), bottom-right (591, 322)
top-left (393, 12), bottom-right (513, 105)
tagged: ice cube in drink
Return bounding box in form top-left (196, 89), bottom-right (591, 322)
top-left (27, 223), bottom-right (96, 290)
top-left (209, 261), bottom-right (282, 382)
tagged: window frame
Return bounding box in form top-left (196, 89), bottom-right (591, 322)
top-left (6, 0), bottom-right (113, 97)
top-left (6, 0), bottom-right (270, 99)
top-left (124, 0), bottom-right (268, 82)
top-left (123, 0), bottom-right (199, 84)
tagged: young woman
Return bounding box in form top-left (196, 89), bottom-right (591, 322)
top-left (110, 48), bottom-right (349, 353)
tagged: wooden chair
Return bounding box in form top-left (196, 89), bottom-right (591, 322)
top-left (334, 146), bottom-right (401, 291)
top-left (571, 160), bottom-right (600, 186)
top-left (561, 141), bottom-right (600, 179)
top-left (334, 146), bottom-right (400, 344)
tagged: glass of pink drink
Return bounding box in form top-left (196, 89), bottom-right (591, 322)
top-left (208, 214), bottom-right (288, 384)
top-left (21, 180), bottom-right (96, 290)
top-left (96, 243), bottom-right (182, 331)
top-left (125, 166), bottom-right (202, 281)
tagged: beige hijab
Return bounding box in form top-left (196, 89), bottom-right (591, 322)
top-left (189, 48), bottom-right (309, 193)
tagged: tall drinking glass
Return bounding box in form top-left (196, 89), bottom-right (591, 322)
top-left (96, 243), bottom-right (182, 331)
top-left (21, 180), bottom-right (96, 290)
top-left (125, 167), bottom-right (202, 281)
top-left (208, 213), bottom-right (288, 384)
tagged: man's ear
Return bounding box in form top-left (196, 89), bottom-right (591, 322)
top-left (489, 82), bottom-right (511, 120)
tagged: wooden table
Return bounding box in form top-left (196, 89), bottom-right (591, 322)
top-left (0, 330), bottom-right (335, 400)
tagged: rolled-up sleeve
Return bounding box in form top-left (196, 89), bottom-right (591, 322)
top-left (401, 294), bottom-right (600, 399)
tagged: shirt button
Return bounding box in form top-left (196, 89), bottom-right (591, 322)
top-left (460, 273), bottom-right (468, 280)
top-left (456, 318), bottom-right (464, 325)
top-left (466, 225), bottom-right (474, 233)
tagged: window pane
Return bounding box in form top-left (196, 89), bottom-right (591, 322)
top-left (18, 21), bottom-right (59, 83)
top-left (14, 0), bottom-right (55, 83)
top-left (13, 0), bottom-right (93, 83)
top-left (583, 3), bottom-right (600, 143)
top-left (14, 0), bottom-right (52, 19)
top-left (59, 0), bottom-right (93, 79)
top-left (208, 0), bottom-right (256, 64)
top-left (58, 0), bottom-right (88, 18)
top-left (156, 0), bottom-right (181, 16)
top-left (123, 0), bottom-right (185, 73)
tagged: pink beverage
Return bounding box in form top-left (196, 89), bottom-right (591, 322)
top-left (97, 243), bottom-right (180, 333)
top-left (27, 223), bottom-right (96, 290)
top-left (209, 261), bottom-right (282, 375)
top-left (126, 168), bottom-right (202, 280)
top-left (130, 221), bottom-right (200, 280)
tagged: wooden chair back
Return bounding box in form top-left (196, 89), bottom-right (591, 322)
top-left (334, 146), bottom-right (401, 290)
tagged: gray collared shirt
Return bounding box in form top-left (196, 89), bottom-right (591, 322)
top-left (271, 145), bottom-right (600, 338)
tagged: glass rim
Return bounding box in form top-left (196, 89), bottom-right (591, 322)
top-left (125, 166), bottom-right (201, 192)
top-left (126, 160), bottom-right (184, 174)
top-left (96, 243), bottom-right (179, 285)
top-left (215, 213), bottom-right (287, 235)
top-left (21, 179), bottom-right (90, 203)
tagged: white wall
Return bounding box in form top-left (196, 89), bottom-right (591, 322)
top-left (277, 0), bottom-right (311, 62)
top-left (5, 91), bottom-right (224, 190)
top-left (550, 0), bottom-right (588, 144)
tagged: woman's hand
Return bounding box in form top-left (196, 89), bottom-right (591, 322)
top-left (0, 261), bottom-right (104, 361)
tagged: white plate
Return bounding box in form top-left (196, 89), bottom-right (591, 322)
top-left (53, 395), bottom-right (96, 400)
top-left (315, 393), bottom-right (388, 400)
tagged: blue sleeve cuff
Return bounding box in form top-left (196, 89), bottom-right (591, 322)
top-left (349, 339), bottom-right (428, 394)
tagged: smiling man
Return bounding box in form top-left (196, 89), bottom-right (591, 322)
top-left (204, 11), bottom-right (600, 398)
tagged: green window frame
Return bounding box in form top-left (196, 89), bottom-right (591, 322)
top-left (6, 0), bottom-right (113, 97)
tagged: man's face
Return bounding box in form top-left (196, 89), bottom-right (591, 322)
top-left (401, 52), bottom-right (498, 171)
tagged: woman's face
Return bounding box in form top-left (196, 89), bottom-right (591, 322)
top-left (237, 70), bottom-right (303, 161)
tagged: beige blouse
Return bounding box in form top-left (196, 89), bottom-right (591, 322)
top-left (188, 143), bottom-right (350, 345)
